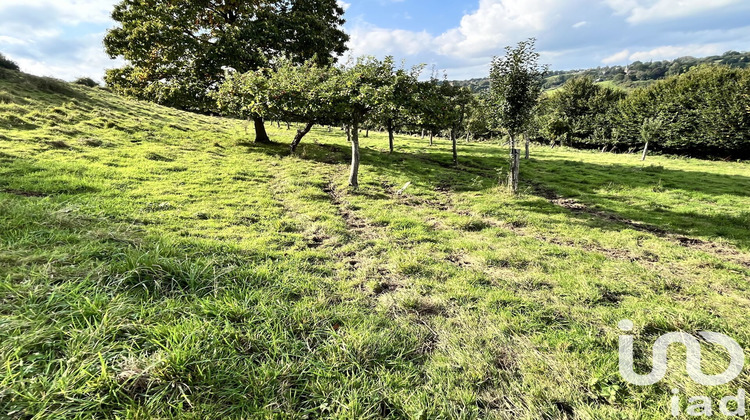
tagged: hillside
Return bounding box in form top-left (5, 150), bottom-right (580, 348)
top-left (454, 50), bottom-right (750, 92)
top-left (2, 68), bottom-right (750, 418)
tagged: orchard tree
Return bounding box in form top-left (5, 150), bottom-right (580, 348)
top-left (216, 58), bottom-right (338, 152)
top-left (104, 0), bottom-right (348, 143)
top-left (415, 78), bottom-right (444, 146)
top-left (437, 83), bottom-right (474, 165)
top-left (489, 38), bottom-right (547, 192)
top-left (371, 64), bottom-right (424, 153)
top-left (332, 57), bottom-right (395, 188)
top-left (465, 93), bottom-right (494, 141)
top-left (489, 38), bottom-right (547, 157)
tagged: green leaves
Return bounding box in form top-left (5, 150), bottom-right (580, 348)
top-left (489, 38), bottom-right (547, 137)
top-left (616, 65), bottom-right (750, 157)
top-left (104, 0), bottom-right (349, 113)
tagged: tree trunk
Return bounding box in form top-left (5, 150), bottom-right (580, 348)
top-left (641, 141), bottom-right (649, 161)
top-left (451, 128), bottom-right (458, 166)
top-left (466, 132), bottom-right (471, 143)
top-left (388, 124), bottom-right (394, 153)
top-left (421, 129), bottom-right (425, 139)
top-left (253, 117), bottom-right (271, 143)
top-left (290, 122), bottom-right (314, 153)
top-left (349, 119), bottom-right (361, 188)
top-left (508, 148), bottom-right (520, 194)
top-left (509, 133), bottom-right (515, 157)
top-left (429, 131), bottom-right (434, 146)
top-left (277, 121), bottom-right (281, 128)
top-left (524, 134), bottom-right (530, 159)
top-left (286, 121), bottom-right (291, 130)
top-left (365, 128), bottom-right (369, 138)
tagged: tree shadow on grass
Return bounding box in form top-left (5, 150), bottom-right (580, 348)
top-left (246, 136), bottom-right (750, 249)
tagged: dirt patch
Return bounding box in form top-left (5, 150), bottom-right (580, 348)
top-left (527, 180), bottom-right (750, 268)
top-left (1, 188), bottom-right (49, 197)
top-left (46, 140), bottom-right (71, 149)
top-left (323, 180), bottom-right (379, 240)
top-left (145, 152), bottom-right (174, 162)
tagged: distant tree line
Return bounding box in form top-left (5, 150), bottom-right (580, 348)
top-left (453, 50), bottom-right (750, 93)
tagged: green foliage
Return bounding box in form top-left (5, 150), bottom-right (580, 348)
top-left (104, 0), bottom-right (349, 113)
top-left (616, 65), bottom-right (750, 158)
top-left (489, 39), bottom-right (547, 139)
top-left (543, 77), bottom-right (625, 147)
top-left (73, 77), bottom-right (99, 88)
top-left (369, 63), bottom-right (424, 135)
top-left (0, 53), bottom-right (20, 71)
top-left (334, 56), bottom-right (398, 124)
top-left (464, 94), bottom-right (494, 139)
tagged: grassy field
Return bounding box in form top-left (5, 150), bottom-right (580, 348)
top-left (1, 68), bottom-right (750, 419)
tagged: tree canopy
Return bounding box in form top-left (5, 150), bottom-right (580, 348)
top-left (103, 0), bottom-right (349, 121)
top-left (489, 39), bottom-right (547, 143)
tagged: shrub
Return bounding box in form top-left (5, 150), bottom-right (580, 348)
top-left (73, 77), bottom-right (99, 88)
top-left (0, 53), bottom-right (20, 71)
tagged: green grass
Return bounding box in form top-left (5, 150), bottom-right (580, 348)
top-left (1, 67), bottom-right (750, 419)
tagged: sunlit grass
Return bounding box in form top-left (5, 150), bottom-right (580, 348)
top-left (2, 68), bottom-right (750, 418)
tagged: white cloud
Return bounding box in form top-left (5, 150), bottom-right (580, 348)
top-left (604, 0), bottom-right (743, 23)
top-left (602, 49), bottom-right (630, 64)
top-left (348, 0), bottom-right (576, 63)
top-left (0, 0), bottom-right (115, 25)
top-left (434, 0), bottom-right (570, 57)
top-left (347, 24), bottom-right (433, 57)
top-left (628, 44), bottom-right (723, 61)
top-left (0, 1), bottom-right (118, 81)
top-left (572, 21), bottom-right (587, 29)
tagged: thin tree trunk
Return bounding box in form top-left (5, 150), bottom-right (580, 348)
top-left (388, 124), bottom-right (394, 153)
top-left (508, 148), bottom-right (520, 194)
top-left (290, 121), bottom-right (314, 153)
top-left (253, 117), bottom-right (271, 143)
top-left (524, 134), bottom-right (530, 159)
top-left (349, 119), bottom-right (361, 188)
top-left (365, 128), bottom-right (369, 138)
top-left (286, 121), bottom-right (291, 130)
top-left (429, 131), bottom-right (434, 146)
top-left (451, 128), bottom-right (458, 166)
top-left (466, 132), bottom-right (471, 143)
top-left (277, 121), bottom-right (281, 128)
top-left (509, 133), bottom-right (515, 157)
top-left (641, 141), bottom-right (649, 161)
top-left (421, 129), bottom-right (425, 139)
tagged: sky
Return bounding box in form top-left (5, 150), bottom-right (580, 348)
top-left (1, 0), bottom-right (749, 82)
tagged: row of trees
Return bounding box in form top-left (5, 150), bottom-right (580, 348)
top-left (213, 38), bottom-right (548, 191)
top-left (535, 66), bottom-right (750, 159)
top-left (215, 57), bottom-right (476, 187)
top-left (102, 0), bottom-right (549, 192)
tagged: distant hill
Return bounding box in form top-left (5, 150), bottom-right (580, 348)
top-left (453, 50), bottom-right (750, 93)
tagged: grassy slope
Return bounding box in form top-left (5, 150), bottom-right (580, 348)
top-left (1, 68), bottom-right (750, 419)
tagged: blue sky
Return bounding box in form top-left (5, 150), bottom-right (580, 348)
top-left (1, 0), bottom-right (749, 81)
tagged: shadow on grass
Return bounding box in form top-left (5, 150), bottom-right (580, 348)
top-left (244, 137), bottom-right (750, 248)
